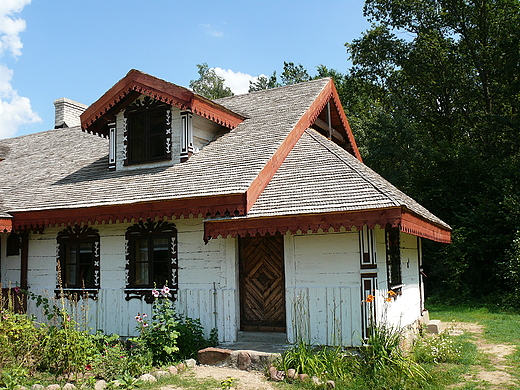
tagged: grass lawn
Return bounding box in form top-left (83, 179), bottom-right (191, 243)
top-left (428, 303), bottom-right (520, 388)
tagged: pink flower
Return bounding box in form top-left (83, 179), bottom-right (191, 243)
top-left (152, 289), bottom-right (160, 298)
top-left (161, 286), bottom-right (170, 296)
top-left (142, 313), bottom-right (147, 318)
top-left (143, 323), bottom-right (149, 327)
top-left (14, 287), bottom-right (20, 294)
top-left (85, 364), bottom-right (92, 371)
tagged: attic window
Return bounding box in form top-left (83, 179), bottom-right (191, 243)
top-left (123, 96), bottom-right (172, 165)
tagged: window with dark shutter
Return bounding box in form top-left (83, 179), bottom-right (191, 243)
top-left (125, 220), bottom-right (178, 303)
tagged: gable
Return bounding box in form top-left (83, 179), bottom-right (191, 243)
top-left (80, 69), bottom-right (245, 138)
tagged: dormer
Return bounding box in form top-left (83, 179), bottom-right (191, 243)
top-left (80, 70), bottom-right (245, 171)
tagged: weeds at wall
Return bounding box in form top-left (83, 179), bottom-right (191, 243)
top-left (0, 284), bottom-right (217, 389)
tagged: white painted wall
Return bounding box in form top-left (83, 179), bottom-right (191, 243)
top-left (18, 219), bottom-right (239, 342)
top-left (0, 233), bottom-right (21, 287)
top-left (12, 222), bottom-right (423, 346)
top-left (372, 229), bottom-right (422, 330)
top-left (284, 230), bottom-right (363, 346)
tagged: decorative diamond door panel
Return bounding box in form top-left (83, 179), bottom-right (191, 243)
top-left (239, 236), bottom-right (285, 332)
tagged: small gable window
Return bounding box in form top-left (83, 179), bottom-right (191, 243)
top-left (125, 220), bottom-right (178, 303)
top-left (123, 96), bottom-right (172, 165)
top-left (56, 226), bottom-right (100, 297)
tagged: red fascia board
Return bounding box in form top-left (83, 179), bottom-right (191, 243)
top-left (0, 218), bottom-right (12, 233)
top-left (244, 79), bottom-right (337, 213)
top-left (329, 84), bottom-right (363, 162)
top-left (10, 193), bottom-right (247, 231)
top-left (204, 208), bottom-right (404, 241)
top-left (401, 210), bottom-right (451, 244)
top-left (204, 207), bottom-right (451, 244)
top-left (81, 69), bottom-right (244, 135)
top-left (244, 79), bottom-right (363, 213)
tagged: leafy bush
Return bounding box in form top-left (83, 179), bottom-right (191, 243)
top-left (39, 313), bottom-right (98, 376)
top-left (0, 310), bottom-right (43, 372)
top-left (175, 314), bottom-right (217, 359)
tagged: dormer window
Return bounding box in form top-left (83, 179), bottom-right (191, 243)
top-left (123, 96), bottom-right (172, 165)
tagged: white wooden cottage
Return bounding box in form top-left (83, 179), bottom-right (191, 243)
top-left (0, 70), bottom-right (451, 345)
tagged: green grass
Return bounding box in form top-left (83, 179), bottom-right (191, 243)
top-left (428, 303), bottom-right (520, 387)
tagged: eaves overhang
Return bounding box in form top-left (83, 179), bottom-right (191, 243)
top-left (9, 193), bottom-right (248, 231)
top-left (80, 69), bottom-right (246, 137)
top-left (203, 207), bottom-right (451, 244)
top-left (0, 216), bottom-right (13, 233)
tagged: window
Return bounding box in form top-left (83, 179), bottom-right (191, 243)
top-left (56, 226), bottom-right (100, 295)
top-left (125, 220), bottom-right (178, 303)
top-left (124, 96), bottom-right (172, 165)
top-left (385, 227), bottom-right (402, 290)
top-left (6, 233), bottom-right (20, 257)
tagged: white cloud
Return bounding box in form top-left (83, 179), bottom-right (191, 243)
top-left (0, 0), bottom-right (40, 139)
top-left (0, 64), bottom-right (40, 139)
top-left (213, 68), bottom-right (267, 95)
top-left (0, 0), bottom-right (31, 57)
top-left (200, 23), bottom-right (223, 38)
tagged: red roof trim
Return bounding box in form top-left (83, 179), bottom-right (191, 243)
top-left (244, 79), bottom-right (363, 213)
top-left (401, 210), bottom-right (451, 244)
top-left (10, 194), bottom-right (246, 231)
top-left (204, 207), bottom-right (451, 243)
top-left (0, 218), bottom-right (12, 233)
top-left (329, 83), bottom-right (362, 162)
top-left (80, 70), bottom-right (245, 137)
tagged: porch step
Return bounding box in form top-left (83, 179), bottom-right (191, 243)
top-left (426, 320), bottom-right (444, 334)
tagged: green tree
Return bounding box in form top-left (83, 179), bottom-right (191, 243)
top-left (346, 0), bottom-right (520, 300)
top-left (249, 72), bottom-right (280, 92)
top-left (189, 63), bottom-right (234, 100)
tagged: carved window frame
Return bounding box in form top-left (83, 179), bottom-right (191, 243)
top-left (123, 96), bottom-right (172, 166)
top-left (124, 220), bottom-right (178, 303)
top-left (56, 226), bottom-right (100, 300)
top-left (359, 226), bottom-right (376, 269)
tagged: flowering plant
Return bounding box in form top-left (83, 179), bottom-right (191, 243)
top-left (134, 285), bottom-right (179, 365)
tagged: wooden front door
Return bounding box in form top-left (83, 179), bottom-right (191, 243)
top-left (239, 235), bottom-right (286, 332)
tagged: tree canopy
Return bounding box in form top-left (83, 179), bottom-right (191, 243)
top-left (345, 0), bottom-right (520, 301)
top-left (189, 63), bottom-right (233, 100)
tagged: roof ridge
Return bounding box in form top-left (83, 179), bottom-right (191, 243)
top-left (214, 77), bottom-right (331, 101)
top-left (305, 129), bottom-right (402, 207)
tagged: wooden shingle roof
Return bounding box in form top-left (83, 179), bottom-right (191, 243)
top-left (0, 72), bottom-right (450, 242)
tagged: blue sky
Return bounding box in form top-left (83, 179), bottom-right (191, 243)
top-left (0, 0), bottom-right (370, 139)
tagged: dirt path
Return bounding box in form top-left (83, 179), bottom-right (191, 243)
top-left (160, 365), bottom-right (278, 390)
top-left (448, 322), bottom-right (517, 388)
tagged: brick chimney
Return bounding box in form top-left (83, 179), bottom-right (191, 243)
top-left (53, 98), bottom-right (88, 128)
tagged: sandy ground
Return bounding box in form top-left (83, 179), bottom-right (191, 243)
top-left (447, 322), bottom-right (517, 388)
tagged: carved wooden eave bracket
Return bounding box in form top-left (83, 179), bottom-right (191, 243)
top-left (0, 217), bottom-right (12, 233)
top-left (203, 207), bottom-right (452, 244)
top-left (9, 193), bottom-right (248, 231)
top-left (80, 69), bottom-right (245, 137)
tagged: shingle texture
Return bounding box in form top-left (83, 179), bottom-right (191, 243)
top-left (246, 129), bottom-right (449, 229)
top-left (0, 77), bottom-right (448, 231)
top-left (0, 79), bottom-right (330, 213)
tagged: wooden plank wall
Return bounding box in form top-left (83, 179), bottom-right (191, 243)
top-left (22, 219), bottom-right (240, 341)
top-left (284, 231), bottom-right (363, 346)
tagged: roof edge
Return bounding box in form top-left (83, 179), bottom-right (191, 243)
top-left (203, 207), bottom-right (451, 243)
top-left (80, 69), bottom-right (245, 137)
top-left (0, 217), bottom-right (12, 233)
top-left (9, 193), bottom-right (248, 231)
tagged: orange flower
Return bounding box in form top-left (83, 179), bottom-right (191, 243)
top-left (388, 290), bottom-right (397, 297)
top-left (386, 297), bottom-right (393, 302)
top-left (365, 294), bottom-right (375, 303)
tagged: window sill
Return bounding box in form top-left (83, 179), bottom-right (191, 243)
top-left (54, 288), bottom-right (99, 300)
